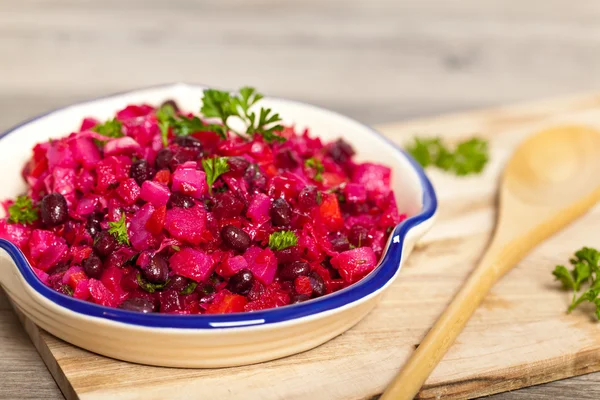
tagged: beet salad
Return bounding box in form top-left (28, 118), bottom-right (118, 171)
top-left (0, 87), bottom-right (405, 314)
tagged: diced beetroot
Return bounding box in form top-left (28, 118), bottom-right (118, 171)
top-left (319, 193), bottom-right (343, 231)
top-left (52, 167), bottom-right (76, 204)
top-left (96, 156), bottom-right (132, 193)
top-left (32, 267), bottom-right (49, 285)
top-left (169, 248), bottom-right (214, 282)
top-left (128, 203), bottom-right (157, 251)
top-left (100, 266), bottom-right (128, 302)
top-left (47, 140), bottom-right (77, 169)
top-left (205, 290), bottom-right (247, 314)
top-left (29, 230), bottom-right (68, 271)
top-left (116, 178), bottom-right (141, 205)
top-left (104, 136), bottom-right (142, 156)
top-left (140, 181), bottom-right (170, 207)
top-left (154, 169), bottom-right (170, 185)
top-left (0, 220), bottom-right (32, 251)
top-left (344, 183), bottom-right (367, 203)
top-left (164, 205), bottom-right (206, 245)
top-left (75, 169), bottom-right (95, 194)
top-left (217, 255), bottom-right (248, 277)
top-left (88, 279), bottom-right (118, 307)
top-left (171, 166), bottom-right (207, 199)
top-left (70, 137), bottom-right (101, 169)
top-left (69, 245), bottom-right (93, 265)
top-left (242, 246), bottom-right (277, 285)
top-left (294, 276), bottom-right (313, 296)
top-left (73, 279), bottom-right (90, 300)
top-left (145, 205), bottom-right (166, 235)
top-left (116, 104), bottom-right (154, 120)
top-left (331, 247), bottom-right (378, 284)
top-left (80, 117), bottom-right (99, 131)
top-left (351, 163), bottom-right (391, 194)
top-left (246, 193), bottom-right (271, 223)
top-left (62, 265), bottom-right (87, 290)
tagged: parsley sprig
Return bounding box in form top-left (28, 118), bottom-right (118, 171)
top-left (8, 195), bottom-right (39, 225)
top-left (202, 157), bottom-right (229, 195)
top-left (201, 87), bottom-right (285, 143)
top-left (305, 157), bottom-right (324, 182)
top-left (136, 273), bottom-right (169, 293)
top-left (156, 103), bottom-right (213, 146)
top-left (552, 247), bottom-right (600, 318)
top-left (268, 230), bottom-right (298, 251)
top-left (108, 213), bottom-right (130, 245)
top-left (92, 118), bottom-right (124, 139)
top-left (406, 137), bottom-right (488, 176)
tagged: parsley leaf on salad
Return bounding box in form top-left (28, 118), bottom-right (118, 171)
top-left (93, 118), bottom-right (124, 139)
top-left (269, 230), bottom-right (298, 251)
top-left (202, 157), bottom-right (230, 195)
top-left (108, 213), bottom-right (130, 245)
top-left (8, 195), bottom-right (39, 225)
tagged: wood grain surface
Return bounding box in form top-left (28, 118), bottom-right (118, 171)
top-left (4, 1), bottom-right (600, 399)
top-left (6, 94), bottom-right (600, 400)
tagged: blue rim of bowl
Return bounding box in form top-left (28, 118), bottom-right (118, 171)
top-left (0, 83), bottom-right (437, 329)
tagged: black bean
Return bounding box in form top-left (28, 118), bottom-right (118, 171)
top-left (144, 254), bottom-right (170, 284)
top-left (40, 193), bottom-right (68, 226)
top-left (290, 294), bottom-right (310, 304)
top-left (168, 192), bottom-right (195, 209)
top-left (279, 261), bottom-right (311, 281)
top-left (93, 231), bottom-right (118, 258)
top-left (221, 225), bottom-right (251, 253)
top-left (227, 157), bottom-right (250, 174)
top-left (82, 254), bottom-right (104, 279)
top-left (155, 148), bottom-right (173, 171)
top-left (309, 272), bottom-right (326, 298)
top-left (274, 246), bottom-right (303, 264)
top-left (327, 139), bottom-right (355, 163)
top-left (298, 186), bottom-right (321, 209)
top-left (349, 225), bottom-right (370, 248)
top-left (330, 234), bottom-right (351, 252)
top-left (165, 275), bottom-right (189, 292)
top-left (227, 269), bottom-right (254, 295)
top-left (212, 191), bottom-right (245, 219)
top-left (86, 212), bottom-right (103, 238)
top-left (270, 198), bottom-right (292, 226)
top-left (130, 159), bottom-right (153, 186)
top-left (118, 298), bottom-right (156, 313)
top-left (173, 135), bottom-right (203, 149)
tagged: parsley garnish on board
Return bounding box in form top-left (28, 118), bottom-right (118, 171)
top-left (202, 157), bottom-right (230, 195)
top-left (92, 118), bottom-right (124, 139)
top-left (108, 213), bottom-right (130, 245)
top-left (552, 247), bottom-right (600, 318)
top-left (268, 230), bottom-right (298, 251)
top-left (406, 137), bottom-right (489, 176)
top-left (8, 195), bottom-right (39, 225)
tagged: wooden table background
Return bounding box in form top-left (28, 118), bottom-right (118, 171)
top-left (3, 1), bottom-right (600, 399)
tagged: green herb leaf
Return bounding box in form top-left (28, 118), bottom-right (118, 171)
top-left (108, 213), bottom-right (130, 245)
top-left (202, 157), bottom-right (229, 195)
top-left (200, 87), bottom-right (285, 143)
top-left (92, 118), bottom-right (124, 139)
top-left (554, 247), bottom-right (600, 318)
top-left (180, 281), bottom-right (198, 295)
top-left (406, 137), bottom-right (489, 176)
top-left (136, 273), bottom-right (169, 294)
top-left (268, 230), bottom-right (298, 251)
top-left (156, 103), bottom-right (176, 146)
top-left (171, 245), bottom-right (181, 252)
top-left (305, 157), bottom-right (324, 182)
top-left (8, 195), bottom-right (39, 225)
top-left (552, 265), bottom-right (576, 290)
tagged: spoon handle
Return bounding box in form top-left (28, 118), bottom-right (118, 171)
top-left (379, 249), bottom-right (502, 400)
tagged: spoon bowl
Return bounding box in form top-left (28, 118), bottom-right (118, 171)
top-left (382, 125), bottom-right (600, 399)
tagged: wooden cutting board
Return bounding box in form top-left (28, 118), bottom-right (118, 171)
top-left (13, 93), bottom-right (600, 400)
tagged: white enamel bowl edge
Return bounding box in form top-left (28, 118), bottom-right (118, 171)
top-left (0, 84), bottom-right (437, 368)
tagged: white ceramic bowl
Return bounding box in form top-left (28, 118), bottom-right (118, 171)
top-left (0, 84), bottom-right (437, 368)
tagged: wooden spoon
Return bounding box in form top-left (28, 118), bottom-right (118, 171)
top-left (381, 125), bottom-right (600, 400)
